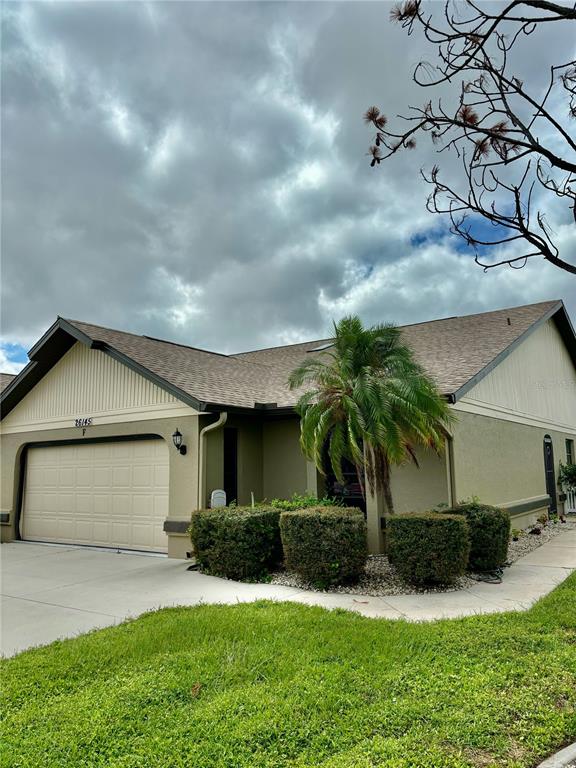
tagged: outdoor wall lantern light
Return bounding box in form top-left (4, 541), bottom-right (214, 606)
top-left (172, 429), bottom-right (187, 456)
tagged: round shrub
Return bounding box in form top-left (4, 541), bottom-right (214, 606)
top-left (189, 506), bottom-right (280, 581)
top-left (441, 502), bottom-right (510, 572)
top-left (279, 506), bottom-right (367, 588)
top-left (387, 513), bottom-right (470, 586)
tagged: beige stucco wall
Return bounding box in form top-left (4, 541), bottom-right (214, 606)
top-left (203, 419), bottom-right (224, 505)
top-left (389, 446), bottom-right (450, 514)
top-left (202, 415), bottom-right (264, 508)
top-left (202, 416), bottom-right (318, 507)
top-left (238, 418), bottom-right (263, 504)
top-left (263, 419), bottom-right (309, 500)
top-left (450, 410), bottom-right (575, 526)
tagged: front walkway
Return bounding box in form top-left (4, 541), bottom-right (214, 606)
top-left (2, 529), bottom-right (575, 656)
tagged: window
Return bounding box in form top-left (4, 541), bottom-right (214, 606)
top-left (567, 439), bottom-right (574, 465)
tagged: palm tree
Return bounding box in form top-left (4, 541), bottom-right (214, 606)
top-left (289, 315), bottom-right (454, 514)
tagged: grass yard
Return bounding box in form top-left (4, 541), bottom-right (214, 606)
top-left (2, 576), bottom-right (576, 768)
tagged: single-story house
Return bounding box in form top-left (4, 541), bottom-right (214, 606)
top-left (1, 299), bottom-right (575, 558)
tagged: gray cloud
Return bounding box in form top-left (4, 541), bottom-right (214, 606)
top-left (1, 1), bottom-right (574, 356)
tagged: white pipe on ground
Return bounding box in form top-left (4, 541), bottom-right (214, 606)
top-left (197, 412), bottom-right (228, 509)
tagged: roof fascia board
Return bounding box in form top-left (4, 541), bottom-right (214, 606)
top-left (452, 300), bottom-right (566, 402)
top-left (56, 318), bottom-right (103, 350)
top-left (199, 401), bottom-right (296, 416)
top-left (552, 302), bottom-right (576, 371)
top-left (27, 317), bottom-right (97, 360)
top-left (27, 320), bottom-right (61, 359)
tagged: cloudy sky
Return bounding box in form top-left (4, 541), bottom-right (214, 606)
top-left (1, 0), bottom-right (574, 374)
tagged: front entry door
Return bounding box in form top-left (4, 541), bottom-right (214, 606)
top-left (324, 455), bottom-right (366, 512)
top-left (543, 435), bottom-right (557, 515)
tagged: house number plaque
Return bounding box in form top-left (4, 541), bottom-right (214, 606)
top-left (74, 417), bottom-right (93, 427)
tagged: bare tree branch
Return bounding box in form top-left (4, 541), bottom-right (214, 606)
top-left (366, 0), bottom-right (576, 274)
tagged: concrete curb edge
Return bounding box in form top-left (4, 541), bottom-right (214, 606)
top-left (536, 743), bottom-right (576, 768)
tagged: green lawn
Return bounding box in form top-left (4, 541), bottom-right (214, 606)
top-left (2, 577), bottom-right (576, 768)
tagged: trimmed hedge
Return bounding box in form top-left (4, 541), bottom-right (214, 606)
top-left (269, 494), bottom-right (341, 512)
top-left (387, 513), bottom-right (470, 586)
top-left (279, 506), bottom-right (367, 588)
top-left (441, 502), bottom-right (510, 572)
top-left (189, 506), bottom-right (280, 581)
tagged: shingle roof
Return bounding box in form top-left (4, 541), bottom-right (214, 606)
top-left (60, 299), bottom-right (565, 410)
top-left (235, 300), bottom-right (564, 404)
top-left (0, 373), bottom-right (16, 393)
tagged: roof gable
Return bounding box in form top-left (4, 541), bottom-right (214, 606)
top-left (456, 317), bottom-right (576, 429)
top-left (1, 342), bottom-right (193, 432)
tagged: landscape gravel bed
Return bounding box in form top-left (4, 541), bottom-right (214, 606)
top-left (270, 517), bottom-right (576, 597)
top-left (506, 518), bottom-right (576, 562)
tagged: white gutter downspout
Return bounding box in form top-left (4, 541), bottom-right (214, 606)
top-left (197, 412), bottom-right (228, 509)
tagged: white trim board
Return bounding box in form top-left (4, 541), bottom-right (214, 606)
top-left (453, 398), bottom-right (576, 434)
top-left (0, 403), bottom-right (197, 435)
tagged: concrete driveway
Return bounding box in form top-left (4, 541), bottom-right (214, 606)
top-left (0, 542), bottom-right (310, 657)
top-left (2, 531), bottom-right (575, 657)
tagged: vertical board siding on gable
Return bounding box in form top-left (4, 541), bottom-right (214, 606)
top-left (457, 319), bottom-right (576, 429)
top-left (1, 343), bottom-right (193, 431)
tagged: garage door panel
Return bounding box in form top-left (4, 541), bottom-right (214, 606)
top-left (75, 494), bottom-right (92, 514)
top-left (43, 468), bottom-right (59, 488)
top-left (132, 524), bottom-right (154, 545)
top-left (154, 465), bottom-right (169, 486)
top-left (93, 494), bottom-right (111, 515)
top-left (112, 443), bottom-right (132, 459)
top-left (74, 467), bottom-right (92, 487)
top-left (33, 518), bottom-right (54, 539)
top-left (22, 440), bottom-right (169, 552)
top-left (135, 495), bottom-right (153, 515)
top-left (134, 441), bottom-right (154, 458)
top-left (92, 520), bottom-right (109, 540)
top-left (45, 494), bottom-right (60, 513)
top-left (132, 466), bottom-right (154, 489)
top-left (58, 467), bottom-right (75, 486)
top-left (153, 495), bottom-right (169, 516)
top-left (111, 521), bottom-right (130, 541)
top-left (112, 466), bottom-right (131, 488)
top-left (75, 518), bottom-right (93, 538)
top-left (93, 467), bottom-right (111, 487)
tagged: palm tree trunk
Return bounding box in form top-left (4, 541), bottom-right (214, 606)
top-left (355, 464), bottom-right (365, 501)
top-left (380, 454), bottom-right (395, 515)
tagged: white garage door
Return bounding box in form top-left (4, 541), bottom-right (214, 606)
top-left (22, 440), bottom-right (169, 552)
